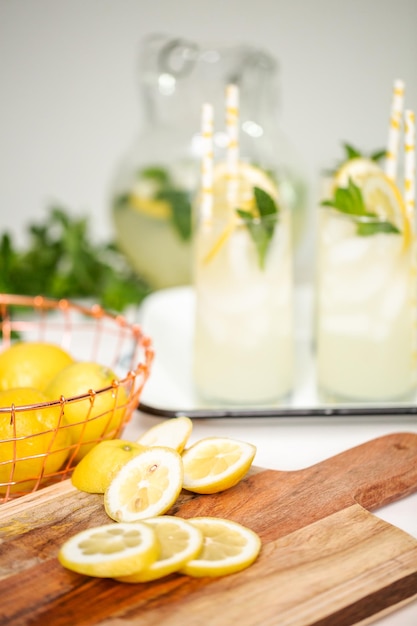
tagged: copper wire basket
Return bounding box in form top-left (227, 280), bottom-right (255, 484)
top-left (0, 294), bottom-right (154, 503)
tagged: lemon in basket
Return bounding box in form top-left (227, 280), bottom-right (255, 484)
top-left (0, 341), bottom-right (74, 392)
top-left (45, 361), bottom-right (129, 462)
top-left (0, 387), bottom-right (71, 494)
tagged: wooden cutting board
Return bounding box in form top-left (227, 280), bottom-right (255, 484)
top-left (1, 432), bottom-right (417, 626)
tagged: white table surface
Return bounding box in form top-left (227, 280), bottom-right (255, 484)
top-left (127, 285), bottom-right (417, 625)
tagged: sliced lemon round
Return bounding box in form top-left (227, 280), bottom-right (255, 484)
top-left (58, 522), bottom-right (159, 578)
top-left (333, 157), bottom-right (383, 190)
top-left (136, 416), bottom-right (193, 453)
top-left (211, 161), bottom-right (278, 216)
top-left (116, 516), bottom-right (203, 582)
top-left (361, 171), bottom-right (412, 245)
top-left (128, 194), bottom-right (171, 220)
top-left (201, 162), bottom-right (278, 263)
top-left (181, 437), bottom-right (256, 494)
top-left (71, 439), bottom-right (147, 494)
top-left (180, 517), bottom-right (261, 578)
top-left (104, 446), bottom-right (183, 522)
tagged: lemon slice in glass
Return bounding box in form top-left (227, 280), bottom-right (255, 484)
top-left (333, 156), bottom-right (383, 190)
top-left (58, 522), bottom-right (159, 578)
top-left (116, 516), bottom-right (204, 583)
top-left (181, 437), bottom-right (256, 494)
top-left (180, 517), bottom-right (261, 578)
top-left (202, 162), bottom-right (278, 263)
top-left (211, 161), bottom-right (278, 217)
top-left (104, 446), bottom-right (183, 522)
top-left (136, 416), bottom-right (193, 453)
top-left (361, 171), bottom-right (412, 246)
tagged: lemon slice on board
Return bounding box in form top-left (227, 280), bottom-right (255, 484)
top-left (332, 157), bottom-right (383, 190)
top-left (116, 516), bottom-right (204, 583)
top-left (180, 517), bottom-right (261, 578)
top-left (104, 446), bottom-right (183, 522)
top-left (181, 437), bottom-right (256, 494)
top-left (71, 439), bottom-right (147, 494)
top-left (136, 416), bottom-right (193, 453)
top-left (361, 171), bottom-right (412, 246)
top-left (58, 522), bottom-right (159, 578)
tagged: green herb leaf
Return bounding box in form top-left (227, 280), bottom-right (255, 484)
top-left (156, 189), bottom-right (192, 240)
top-left (321, 178), bottom-right (400, 237)
top-left (0, 206), bottom-right (150, 313)
top-left (236, 187), bottom-right (279, 269)
top-left (356, 221), bottom-right (400, 236)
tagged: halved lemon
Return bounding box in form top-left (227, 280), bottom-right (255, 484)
top-left (58, 522), bottom-right (159, 578)
top-left (104, 446), bottom-right (183, 522)
top-left (180, 517), bottom-right (261, 578)
top-left (136, 416), bottom-right (193, 453)
top-left (361, 171), bottom-right (412, 246)
top-left (333, 156), bottom-right (383, 190)
top-left (181, 437), bottom-right (256, 494)
top-left (116, 516), bottom-right (203, 582)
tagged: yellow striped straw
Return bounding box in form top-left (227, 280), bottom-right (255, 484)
top-left (385, 79), bottom-right (405, 181)
top-left (225, 84), bottom-right (240, 206)
top-left (200, 102), bottom-right (214, 224)
top-left (404, 109), bottom-right (415, 224)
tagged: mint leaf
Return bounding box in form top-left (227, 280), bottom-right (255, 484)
top-left (356, 221), bottom-right (400, 236)
top-left (236, 187), bottom-right (279, 269)
top-left (156, 188), bottom-right (192, 240)
top-left (321, 178), bottom-right (400, 237)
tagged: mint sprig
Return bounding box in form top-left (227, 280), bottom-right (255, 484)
top-left (321, 179), bottom-right (400, 236)
top-left (324, 142), bottom-right (387, 176)
top-left (236, 186), bottom-right (279, 269)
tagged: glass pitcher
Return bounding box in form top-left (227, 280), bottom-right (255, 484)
top-left (111, 34), bottom-right (307, 290)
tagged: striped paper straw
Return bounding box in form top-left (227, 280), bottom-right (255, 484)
top-left (200, 102), bottom-right (214, 223)
top-left (385, 79), bottom-right (405, 181)
top-left (404, 109), bottom-right (416, 223)
top-left (225, 84), bottom-right (240, 206)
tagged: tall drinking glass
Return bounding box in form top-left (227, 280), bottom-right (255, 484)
top-left (316, 205), bottom-right (417, 402)
top-left (192, 168), bottom-right (294, 405)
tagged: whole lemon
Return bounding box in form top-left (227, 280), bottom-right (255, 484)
top-left (0, 387), bottom-right (71, 494)
top-left (0, 341), bottom-right (74, 392)
top-left (45, 361), bottom-right (129, 462)
top-left (71, 439), bottom-right (146, 493)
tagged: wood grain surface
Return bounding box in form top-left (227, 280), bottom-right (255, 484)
top-left (1, 432), bottom-right (417, 626)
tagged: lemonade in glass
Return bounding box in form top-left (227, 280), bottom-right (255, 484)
top-left (193, 162), bottom-right (294, 405)
top-left (316, 173), bottom-right (417, 402)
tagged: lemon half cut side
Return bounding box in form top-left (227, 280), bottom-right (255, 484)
top-left (181, 437), bottom-right (256, 494)
top-left (104, 446), bottom-right (183, 522)
top-left (136, 416), bottom-right (193, 453)
top-left (58, 522), bottom-right (159, 578)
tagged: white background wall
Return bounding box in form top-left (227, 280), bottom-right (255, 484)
top-left (1, 0), bottom-right (416, 279)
